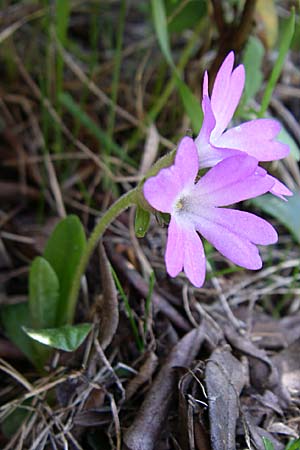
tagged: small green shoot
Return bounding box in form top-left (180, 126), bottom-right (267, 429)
top-left (262, 437), bottom-right (275, 450)
top-left (135, 206), bottom-right (151, 238)
top-left (263, 437), bottom-right (300, 450)
top-left (144, 271), bottom-right (155, 335)
top-left (111, 266), bottom-right (144, 352)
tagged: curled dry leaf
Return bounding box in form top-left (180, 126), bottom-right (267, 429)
top-left (94, 242), bottom-right (119, 350)
top-left (205, 348), bottom-right (246, 450)
top-left (124, 326), bottom-right (206, 450)
top-left (242, 410), bottom-right (284, 450)
top-left (139, 124), bottom-right (160, 175)
top-left (224, 326), bottom-right (278, 390)
top-left (272, 337), bottom-right (300, 397)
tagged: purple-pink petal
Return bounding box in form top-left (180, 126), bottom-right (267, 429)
top-left (143, 166), bottom-right (182, 213)
top-left (194, 155), bottom-right (274, 205)
top-left (216, 119), bottom-right (290, 161)
top-left (210, 53), bottom-right (245, 139)
top-left (199, 208), bottom-right (278, 245)
top-left (165, 217), bottom-right (184, 277)
top-left (268, 176), bottom-right (293, 200)
top-left (195, 96), bottom-right (216, 150)
top-left (182, 226), bottom-right (206, 287)
top-left (195, 214), bottom-right (263, 270)
top-left (197, 143), bottom-right (243, 169)
top-left (202, 71), bottom-right (209, 97)
top-left (174, 137), bottom-right (199, 187)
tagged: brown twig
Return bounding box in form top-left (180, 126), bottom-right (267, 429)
top-left (209, 0), bottom-right (257, 90)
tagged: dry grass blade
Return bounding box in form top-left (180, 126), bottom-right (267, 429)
top-left (139, 124), bottom-right (160, 175)
top-left (57, 41), bottom-right (174, 151)
top-left (125, 351), bottom-right (158, 401)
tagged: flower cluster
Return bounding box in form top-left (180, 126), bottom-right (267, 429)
top-left (143, 52), bottom-right (291, 287)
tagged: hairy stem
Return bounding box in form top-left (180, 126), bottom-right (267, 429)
top-left (67, 188), bottom-right (138, 323)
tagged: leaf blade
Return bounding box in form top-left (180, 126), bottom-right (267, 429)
top-left (43, 215), bottom-right (86, 324)
top-left (29, 257), bottom-right (59, 329)
top-left (24, 323), bottom-right (92, 352)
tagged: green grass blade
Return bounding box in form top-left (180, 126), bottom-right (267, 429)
top-left (144, 271), bottom-right (155, 334)
top-left (107, 0), bottom-right (127, 142)
top-left (151, 0), bottom-right (174, 67)
top-left (111, 266), bottom-right (143, 351)
top-left (55, 0), bottom-right (71, 152)
top-left (59, 92), bottom-right (136, 166)
top-left (151, 0), bottom-right (203, 132)
top-left (286, 438), bottom-right (300, 450)
top-left (259, 8), bottom-right (295, 117)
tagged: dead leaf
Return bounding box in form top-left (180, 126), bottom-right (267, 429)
top-left (205, 348), bottom-right (246, 450)
top-left (178, 364), bottom-right (210, 450)
top-left (93, 242), bottom-right (119, 349)
top-left (267, 422), bottom-right (299, 439)
top-left (255, 0), bottom-right (278, 49)
top-left (242, 410), bottom-right (284, 450)
top-left (124, 326), bottom-right (206, 450)
top-left (272, 337), bottom-right (300, 396)
top-left (139, 124), bottom-right (159, 175)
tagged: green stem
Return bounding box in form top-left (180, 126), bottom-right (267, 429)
top-left (67, 188), bottom-right (138, 323)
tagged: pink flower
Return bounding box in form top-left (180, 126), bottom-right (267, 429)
top-left (143, 137), bottom-right (277, 287)
top-left (195, 52), bottom-right (292, 200)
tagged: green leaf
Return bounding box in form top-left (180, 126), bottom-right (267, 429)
top-left (56, 0), bottom-right (70, 45)
top-left (0, 303), bottom-right (42, 368)
top-left (151, 0), bottom-right (202, 132)
top-left (135, 206), bottom-right (151, 238)
top-left (23, 323), bottom-right (92, 352)
top-left (166, 0), bottom-right (207, 33)
top-left (44, 215), bottom-right (86, 325)
top-left (176, 75), bottom-right (203, 133)
top-left (242, 36), bottom-right (264, 105)
top-left (151, 0), bottom-right (173, 67)
top-left (277, 127), bottom-right (300, 161)
top-left (286, 438), bottom-right (300, 450)
top-left (251, 190), bottom-right (300, 243)
top-left (29, 257), bottom-right (59, 329)
top-left (1, 401), bottom-right (32, 438)
top-left (259, 8), bottom-right (295, 117)
top-left (262, 437), bottom-right (274, 450)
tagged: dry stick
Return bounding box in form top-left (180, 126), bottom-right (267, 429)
top-left (124, 326), bottom-right (205, 450)
top-left (209, 0), bottom-right (257, 87)
top-left (206, 260), bottom-right (244, 331)
top-left (44, 153), bottom-right (66, 218)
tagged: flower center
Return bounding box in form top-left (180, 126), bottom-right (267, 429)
top-left (174, 195), bottom-right (192, 214)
